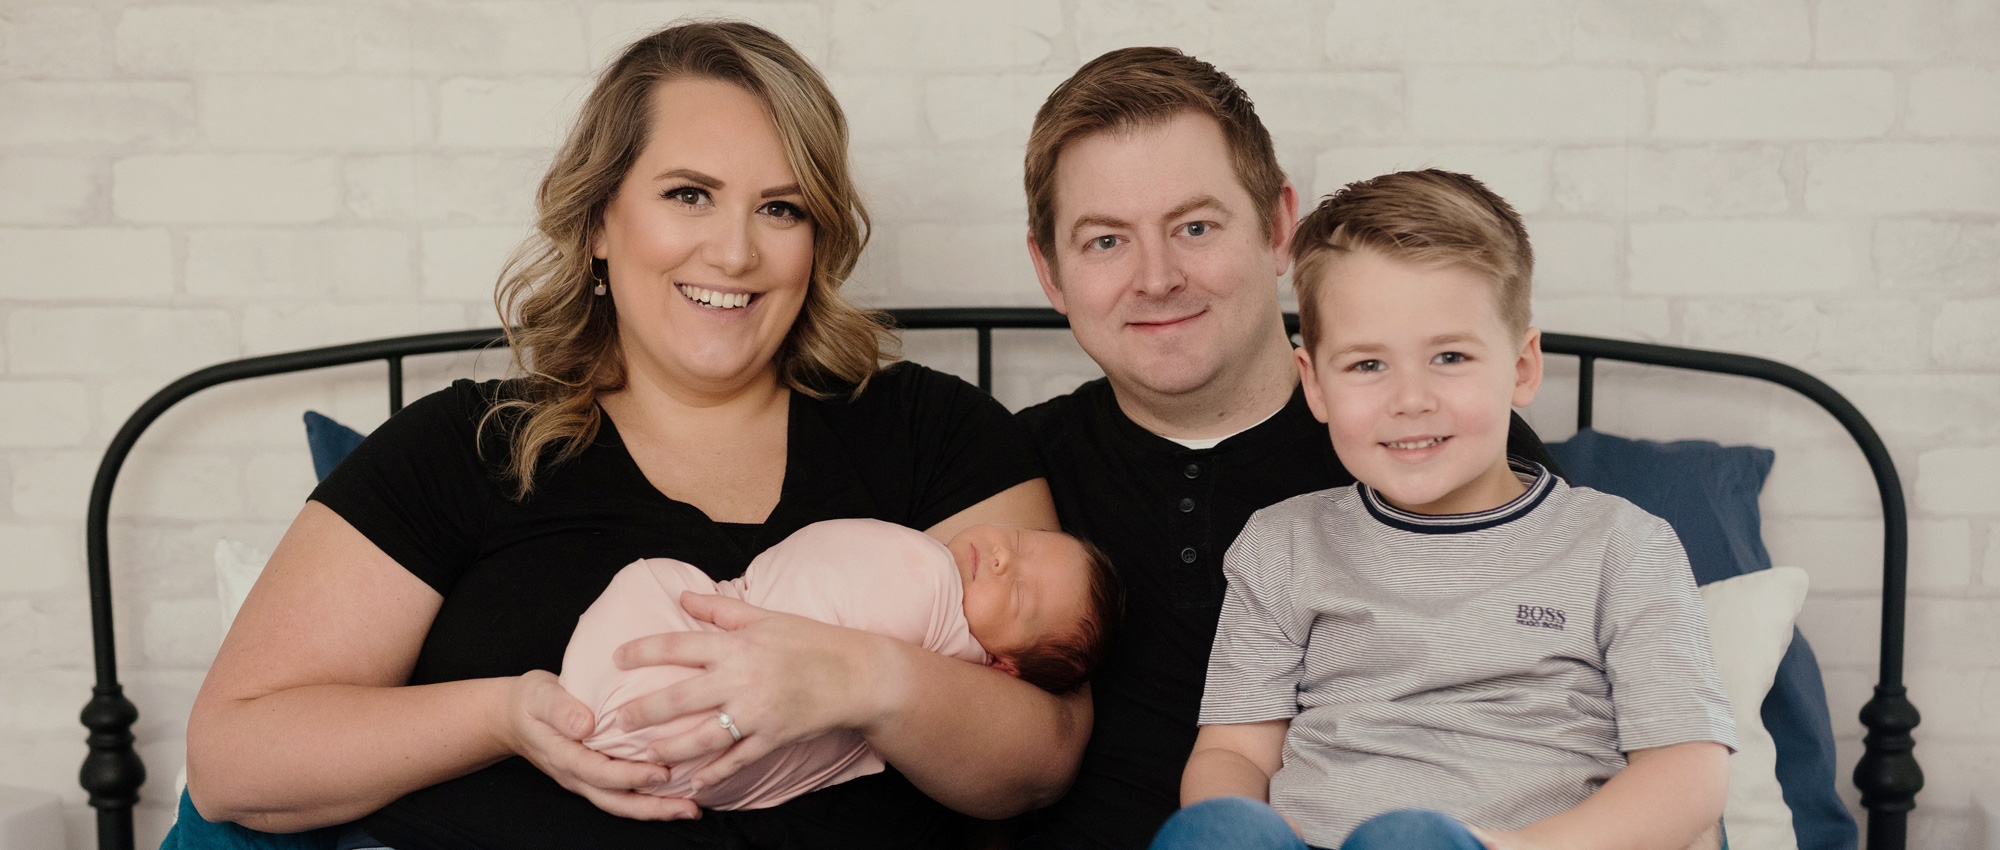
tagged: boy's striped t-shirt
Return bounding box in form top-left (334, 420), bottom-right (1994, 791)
top-left (1200, 460), bottom-right (1737, 847)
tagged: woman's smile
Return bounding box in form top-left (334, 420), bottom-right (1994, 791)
top-left (675, 282), bottom-right (759, 311)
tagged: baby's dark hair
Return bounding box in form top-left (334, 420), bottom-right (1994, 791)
top-left (1009, 534), bottom-right (1124, 694)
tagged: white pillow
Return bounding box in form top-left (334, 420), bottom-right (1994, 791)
top-left (1699, 566), bottom-right (1809, 850)
top-left (181, 539), bottom-right (272, 812)
top-left (215, 538), bottom-right (269, 636)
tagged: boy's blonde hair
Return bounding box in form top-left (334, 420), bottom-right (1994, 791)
top-left (1291, 169), bottom-right (1533, 351)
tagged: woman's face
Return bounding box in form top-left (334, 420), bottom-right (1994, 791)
top-left (595, 77), bottom-right (816, 397)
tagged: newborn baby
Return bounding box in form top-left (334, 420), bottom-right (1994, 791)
top-left (559, 518), bottom-right (1121, 810)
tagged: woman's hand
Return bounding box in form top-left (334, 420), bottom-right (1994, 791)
top-left (606, 592), bottom-right (900, 789)
top-left (495, 670), bottom-right (702, 821)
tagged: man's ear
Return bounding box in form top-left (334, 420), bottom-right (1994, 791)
top-left (1028, 232), bottom-right (1067, 314)
top-left (1512, 327), bottom-right (1545, 409)
top-left (1270, 181), bottom-right (1302, 277)
top-left (1296, 345), bottom-right (1331, 425)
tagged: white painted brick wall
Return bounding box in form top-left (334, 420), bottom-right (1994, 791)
top-left (1326, 0), bottom-right (1567, 66)
top-left (1629, 221), bottom-right (1871, 295)
top-left (1552, 146), bottom-right (1793, 217)
top-left (1908, 70), bottom-right (2000, 138)
top-left (3, 1), bottom-right (1996, 846)
top-left (186, 229), bottom-right (417, 299)
top-left (0, 158), bottom-right (97, 225)
top-left (114, 155), bottom-right (343, 224)
top-left (1409, 69), bottom-right (1644, 141)
top-left (1875, 220), bottom-right (2000, 291)
top-left (0, 229), bottom-right (172, 300)
top-left (1656, 70), bottom-right (1896, 140)
top-left (437, 78), bottom-right (588, 148)
top-left (0, 82), bottom-right (194, 146)
top-left (1571, 0), bottom-right (1812, 63)
top-left (200, 77), bottom-right (427, 150)
top-left (114, 6), bottom-right (354, 74)
top-left (2, 7), bottom-right (110, 79)
top-left (1807, 144), bottom-right (2000, 214)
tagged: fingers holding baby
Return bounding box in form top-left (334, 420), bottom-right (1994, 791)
top-left (557, 518), bottom-right (1123, 811)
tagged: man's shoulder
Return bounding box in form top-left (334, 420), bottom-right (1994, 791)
top-left (1014, 376), bottom-right (1113, 440)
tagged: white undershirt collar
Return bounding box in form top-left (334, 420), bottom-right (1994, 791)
top-left (1157, 403), bottom-right (1286, 451)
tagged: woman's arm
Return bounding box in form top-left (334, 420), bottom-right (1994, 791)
top-left (607, 479), bottom-right (1091, 818)
top-left (185, 502), bottom-right (694, 831)
top-left (1472, 741), bottom-right (1729, 850)
top-left (1181, 721), bottom-right (1288, 806)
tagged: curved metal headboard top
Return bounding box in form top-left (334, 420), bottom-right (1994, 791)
top-left (79, 308), bottom-right (1920, 850)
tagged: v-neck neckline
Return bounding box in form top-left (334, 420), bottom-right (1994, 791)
top-left (596, 390), bottom-right (802, 534)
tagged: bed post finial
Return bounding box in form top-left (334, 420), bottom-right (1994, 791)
top-left (79, 684), bottom-right (144, 850)
top-left (1856, 685), bottom-right (1921, 850)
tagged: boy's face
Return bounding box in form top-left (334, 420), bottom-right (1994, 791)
top-left (1296, 248), bottom-right (1543, 515)
top-left (947, 525), bottom-right (1092, 667)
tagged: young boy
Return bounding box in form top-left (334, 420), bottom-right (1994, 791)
top-left (1164, 170), bottom-right (1736, 850)
top-left (560, 518), bottom-right (1121, 810)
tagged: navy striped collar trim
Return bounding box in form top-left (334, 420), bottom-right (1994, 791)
top-left (1357, 458), bottom-right (1555, 535)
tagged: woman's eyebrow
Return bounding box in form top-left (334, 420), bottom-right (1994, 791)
top-left (761, 183), bottom-right (802, 199)
top-left (654, 167), bottom-right (722, 188)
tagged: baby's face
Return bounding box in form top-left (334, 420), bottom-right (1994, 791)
top-left (946, 525), bottom-right (1094, 663)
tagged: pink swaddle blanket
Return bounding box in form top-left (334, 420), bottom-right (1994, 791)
top-left (558, 518), bottom-right (988, 810)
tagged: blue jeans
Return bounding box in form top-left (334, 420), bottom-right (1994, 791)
top-left (1149, 798), bottom-right (1484, 850)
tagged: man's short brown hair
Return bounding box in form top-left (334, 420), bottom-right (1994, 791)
top-left (1025, 47), bottom-right (1285, 262)
top-left (1291, 169), bottom-right (1534, 352)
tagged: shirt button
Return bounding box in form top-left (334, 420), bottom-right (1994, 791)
top-left (1178, 497), bottom-right (1195, 513)
top-left (1180, 547), bottom-right (1198, 563)
top-left (1183, 463), bottom-right (1201, 479)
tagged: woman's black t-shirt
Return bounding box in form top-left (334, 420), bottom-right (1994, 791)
top-left (308, 362), bottom-right (1042, 850)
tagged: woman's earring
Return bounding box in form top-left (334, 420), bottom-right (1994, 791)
top-left (591, 260), bottom-right (608, 296)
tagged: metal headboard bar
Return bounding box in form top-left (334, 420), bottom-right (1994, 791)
top-left (80, 309), bottom-right (1919, 850)
top-left (1533, 332), bottom-right (1923, 850)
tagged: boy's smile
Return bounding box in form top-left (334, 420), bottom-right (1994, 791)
top-left (1296, 248), bottom-right (1543, 515)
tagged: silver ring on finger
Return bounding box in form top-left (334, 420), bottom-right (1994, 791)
top-left (717, 711), bottom-right (743, 743)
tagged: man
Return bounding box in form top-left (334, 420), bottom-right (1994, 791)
top-left (1013, 47), bottom-right (1557, 849)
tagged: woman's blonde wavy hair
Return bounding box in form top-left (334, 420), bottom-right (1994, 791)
top-left (487, 20), bottom-right (895, 500)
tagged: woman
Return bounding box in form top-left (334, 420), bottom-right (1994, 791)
top-left (182, 21), bottom-right (1087, 849)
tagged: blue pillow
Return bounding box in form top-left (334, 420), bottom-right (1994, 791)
top-left (1547, 429), bottom-right (1857, 850)
top-left (303, 411), bottom-right (366, 482)
top-left (1545, 428), bottom-right (1774, 585)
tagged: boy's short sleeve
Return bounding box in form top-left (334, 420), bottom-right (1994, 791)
top-left (1598, 517), bottom-right (1740, 753)
top-left (1199, 512), bottom-right (1311, 725)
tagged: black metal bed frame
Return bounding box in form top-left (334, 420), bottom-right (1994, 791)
top-left (78, 307), bottom-right (1923, 850)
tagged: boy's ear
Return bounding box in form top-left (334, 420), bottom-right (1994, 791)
top-left (1512, 327), bottom-right (1544, 409)
top-left (990, 656), bottom-right (1022, 678)
top-left (1295, 346), bottom-right (1331, 425)
top-left (1027, 233), bottom-right (1067, 315)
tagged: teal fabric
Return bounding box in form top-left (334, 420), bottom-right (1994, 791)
top-left (159, 789), bottom-right (339, 850)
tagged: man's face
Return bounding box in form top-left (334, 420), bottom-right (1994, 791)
top-left (1030, 112), bottom-right (1296, 400)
